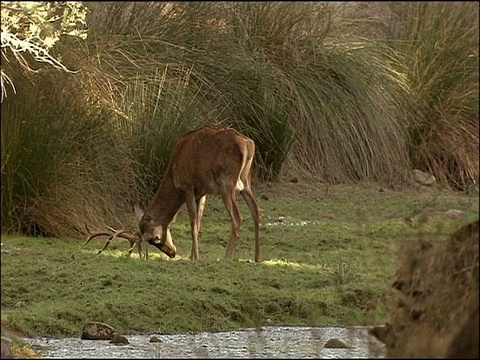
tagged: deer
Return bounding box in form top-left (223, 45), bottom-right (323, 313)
top-left (84, 224), bottom-right (148, 260)
top-left (135, 125), bottom-right (261, 262)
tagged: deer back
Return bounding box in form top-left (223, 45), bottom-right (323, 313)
top-left (169, 126), bottom-right (255, 196)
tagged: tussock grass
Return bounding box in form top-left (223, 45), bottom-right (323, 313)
top-left (1, 69), bottom-right (139, 237)
top-left (122, 68), bottom-right (211, 197)
top-left (1, 2), bottom-right (478, 238)
top-left (82, 1), bottom-right (412, 183)
top-left (384, 2), bottom-right (479, 189)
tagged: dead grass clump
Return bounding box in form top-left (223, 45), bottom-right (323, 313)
top-left (371, 220), bottom-right (479, 358)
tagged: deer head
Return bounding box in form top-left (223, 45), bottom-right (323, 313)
top-left (134, 204), bottom-right (176, 258)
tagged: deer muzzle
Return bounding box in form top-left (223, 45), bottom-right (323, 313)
top-left (147, 237), bottom-right (177, 258)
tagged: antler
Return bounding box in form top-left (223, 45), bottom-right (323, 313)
top-left (84, 224), bottom-right (147, 260)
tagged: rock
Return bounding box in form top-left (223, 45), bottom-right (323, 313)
top-left (13, 301), bottom-right (27, 309)
top-left (445, 209), bottom-right (465, 219)
top-left (324, 338), bottom-right (349, 348)
top-left (110, 333), bottom-right (129, 345)
top-left (412, 169), bottom-right (436, 186)
top-left (149, 335), bottom-right (162, 343)
top-left (81, 321), bottom-right (117, 340)
top-left (1, 336), bottom-right (12, 359)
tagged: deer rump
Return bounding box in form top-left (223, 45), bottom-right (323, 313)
top-left (171, 127), bottom-right (252, 194)
top-left (136, 125), bottom-right (261, 262)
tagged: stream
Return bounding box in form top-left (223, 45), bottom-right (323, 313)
top-left (24, 326), bottom-right (386, 358)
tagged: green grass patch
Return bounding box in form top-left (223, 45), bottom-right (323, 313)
top-left (1, 183), bottom-right (478, 338)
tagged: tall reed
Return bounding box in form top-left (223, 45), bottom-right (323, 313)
top-left (384, 2), bottom-right (479, 189)
top-left (1, 68), bottom-right (139, 236)
top-left (2, 2), bottom-right (477, 237)
top-left (84, 2), bottom-right (411, 183)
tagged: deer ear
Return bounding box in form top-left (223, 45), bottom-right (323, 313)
top-left (134, 204), bottom-right (144, 221)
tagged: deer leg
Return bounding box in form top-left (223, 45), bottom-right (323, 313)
top-left (185, 191), bottom-right (200, 260)
top-left (241, 188), bottom-right (261, 262)
top-left (136, 241), bottom-right (144, 260)
top-left (136, 241), bottom-right (142, 259)
top-left (196, 195), bottom-right (206, 234)
top-left (222, 190), bottom-right (242, 260)
top-left (127, 241), bottom-right (136, 258)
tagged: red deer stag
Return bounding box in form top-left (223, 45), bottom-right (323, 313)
top-left (135, 125), bottom-right (261, 262)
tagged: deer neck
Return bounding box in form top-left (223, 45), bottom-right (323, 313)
top-left (145, 169), bottom-right (184, 226)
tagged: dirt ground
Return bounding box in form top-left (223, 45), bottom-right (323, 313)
top-left (370, 219), bottom-right (479, 358)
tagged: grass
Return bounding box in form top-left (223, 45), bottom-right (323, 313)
top-left (1, 182), bottom-right (478, 339)
top-left (383, 2), bottom-right (479, 188)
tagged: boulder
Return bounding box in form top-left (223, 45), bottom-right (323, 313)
top-left (412, 169), bottom-right (436, 186)
top-left (81, 321), bottom-right (116, 340)
top-left (110, 333), bottom-right (129, 345)
top-left (149, 335), bottom-right (162, 343)
top-left (324, 338), bottom-right (349, 348)
top-left (445, 209), bottom-right (465, 219)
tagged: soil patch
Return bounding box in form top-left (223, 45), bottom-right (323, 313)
top-left (371, 220), bottom-right (479, 358)
top-left (1, 320), bottom-right (25, 339)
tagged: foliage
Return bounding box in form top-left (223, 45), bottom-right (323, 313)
top-left (0, 1), bottom-right (88, 101)
top-left (383, 2), bottom-right (479, 189)
top-left (0, 2), bottom-right (478, 238)
top-left (81, 2), bottom-right (412, 184)
top-left (0, 70), bottom-right (139, 237)
top-left (124, 68), bottom-right (211, 197)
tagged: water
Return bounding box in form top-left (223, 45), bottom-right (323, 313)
top-left (25, 326), bottom-right (386, 358)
